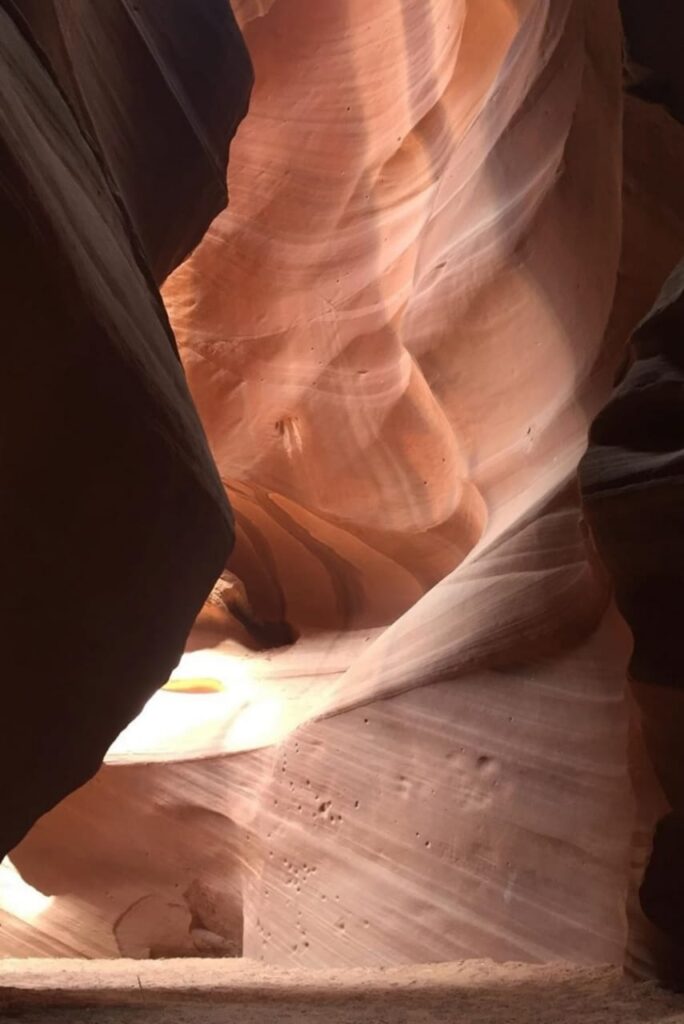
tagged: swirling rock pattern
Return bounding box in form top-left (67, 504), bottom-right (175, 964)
top-left (162, 0), bottom-right (632, 967)
top-left (4, 0), bottom-right (684, 979)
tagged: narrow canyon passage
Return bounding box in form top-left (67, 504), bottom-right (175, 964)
top-left (1, 0), bottom-right (684, 986)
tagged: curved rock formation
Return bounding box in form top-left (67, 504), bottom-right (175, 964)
top-left (3, 0), bottom-right (684, 984)
top-left (579, 2), bottom-right (684, 984)
top-left (9, 0), bottom-right (252, 283)
top-left (0, 3), bottom-right (250, 857)
top-left (581, 262), bottom-right (684, 980)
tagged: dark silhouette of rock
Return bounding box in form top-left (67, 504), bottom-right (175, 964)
top-left (8, 0), bottom-right (252, 284)
top-left (581, 262), bottom-right (684, 981)
top-left (621, 1), bottom-right (684, 122)
top-left (581, 262), bottom-right (684, 691)
top-left (0, 2), bottom-right (250, 858)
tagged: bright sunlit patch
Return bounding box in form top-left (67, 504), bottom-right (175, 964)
top-left (106, 650), bottom-right (294, 763)
top-left (105, 637), bottom-right (345, 765)
top-left (0, 859), bottom-right (54, 921)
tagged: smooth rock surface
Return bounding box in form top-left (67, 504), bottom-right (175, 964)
top-left (3, 0), bottom-right (684, 982)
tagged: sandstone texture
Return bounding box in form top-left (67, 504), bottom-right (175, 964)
top-left (1, 0), bottom-right (684, 988)
top-left (2, 960), bottom-right (684, 1024)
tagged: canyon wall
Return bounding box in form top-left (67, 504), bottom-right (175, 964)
top-left (2, 0), bottom-right (684, 980)
top-left (0, 1), bottom-right (249, 858)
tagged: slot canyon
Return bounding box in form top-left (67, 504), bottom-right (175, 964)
top-left (1, 0), bottom-right (684, 995)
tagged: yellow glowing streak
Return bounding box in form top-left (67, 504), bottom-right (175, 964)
top-left (162, 677), bottom-right (224, 694)
top-left (0, 859), bottom-right (54, 921)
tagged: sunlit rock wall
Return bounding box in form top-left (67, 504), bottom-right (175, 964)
top-left (4, 0), bottom-right (684, 976)
top-left (163, 0), bottom-right (630, 964)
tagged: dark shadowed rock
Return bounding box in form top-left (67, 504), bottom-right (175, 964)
top-left (581, 262), bottom-right (684, 982)
top-left (581, 262), bottom-right (684, 692)
top-left (8, 0), bottom-right (253, 284)
top-left (0, 3), bottom-right (250, 857)
top-left (621, 1), bottom-right (684, 123)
